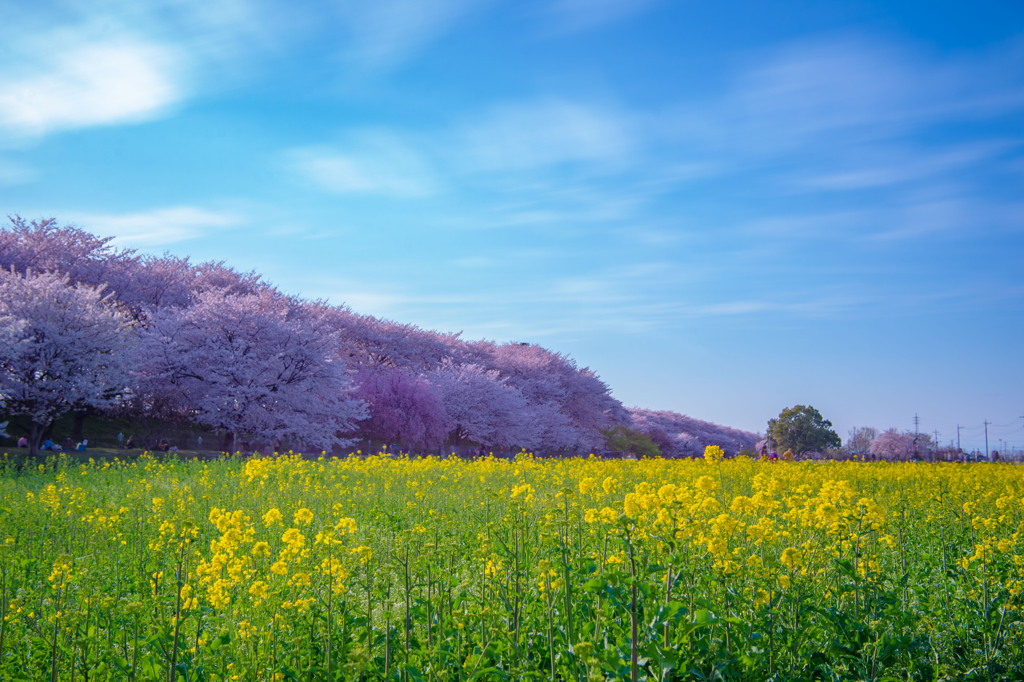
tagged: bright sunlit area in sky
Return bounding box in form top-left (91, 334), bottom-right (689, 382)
top-left (1, 0), bottom-right (1022, 451)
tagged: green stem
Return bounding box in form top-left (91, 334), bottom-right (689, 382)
top-left (0, 563), bottom-right (7, 666)
top-left (168, 546), bottom-right (187, 682)
top-left (366, 555), bottom-right (373, 677)
top-left (627, 528), bottom-right (638, 682)
top-left (49, 585), bottom-right (63, 682)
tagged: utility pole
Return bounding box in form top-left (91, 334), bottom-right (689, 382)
top-left (1019, 416), bottom-right (1024, 461)
top-left (984, 420), bottom-right (990, 460)
top-left (913, 414), bottom-right (920, 460)
top-left (956, 425), bottom-right (961, 453)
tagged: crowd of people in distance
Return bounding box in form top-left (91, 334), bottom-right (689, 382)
top-left (18, 435), bottom-right (91, 451)
top-left (15, 433), bottom-right (140, 452)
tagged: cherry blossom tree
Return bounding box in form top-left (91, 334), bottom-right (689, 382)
top-left (353, 368), bottom-right (448, 452)
top-left (845, 426), bottom-right (878, 458)
top-left (425, 362), bottom-right (538, 451)
top-left (189, 260), bottom-right (267, 297)
top-left (0, 269), bottom-right (132, 456)
top-left (869, 429), bottom-right (915, 461)
top-left (471, 341), bottom-right (627, 453)
top-left (517, 403), bottom-right (581, 453)
top-left (628, 408), bottom-right (760, 457)
top-left (324, 307), bottom-right (466, 371)
top-left (555, 364), bottom-right (628, 451)
top-left (869, 429), bottom-right (933, 461)
top-left (116, 254), bottom-right (269, 316)
top-left (133, 289), bottom-right (365, 453)
top-left (116, 255), bottom-right (196, 311)
top-left (0, 216), bottom-right (138, 292)
top-left (0, 217), bottom-right (267, 319)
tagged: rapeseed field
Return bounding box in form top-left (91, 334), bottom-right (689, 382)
top-left (1, 449), bottom-right (1021, 680)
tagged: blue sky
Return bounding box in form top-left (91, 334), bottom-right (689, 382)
top-left (2, 0), bottom-right (1023, 452)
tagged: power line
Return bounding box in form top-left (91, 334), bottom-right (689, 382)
top-left (955, 421), bottom-right (1021, 431)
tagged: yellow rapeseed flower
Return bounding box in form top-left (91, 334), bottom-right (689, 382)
top-left (263, 508), bottom-right (283, 527)
top-left (780, 547), bottom-right (803, 569)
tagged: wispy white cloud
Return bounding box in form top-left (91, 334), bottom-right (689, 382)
top-left (288, 131), bottom-right (440, 197)
top-left (863, 193), bottom-right (1024, 242)
top-left (457, 99), bottom-right (638, 172)
top-left (0, 36), bottom-right (187, 139)
top-left (306, 273), bottom-right (502, 320)
top-left (795, 140), bottom-right (1021, 191)
top-left (550, 276), bottom-right (633, 303)
top-left (481, 188), bottom-right (649, 229)
top-left (162, 0), bottom-right (293, 55)
top-left (333, 0), bottom-right (489, 69)
top-left (729, 37), bottom-right (922, 148)
top-left (294, 258), bottom-right (684, 336)
top-left (538, 0), bottom-right (662, 33)
top-left (642, 32), bottom-right (1024, 266)
top-left (69, 206), bottom-right (242, 248)
top-left (0, 0), bottom-right (312, 142)
top-left (738, 211), bottom-right (867, 240)
top-left (662, 293), bottom-right (874, 320)
top-left (0, 0), bottom-right (497, 100)
top-left (663, 34), bottom-right (1024, 165)
top-left (688, 300), bottom-right (774, 316)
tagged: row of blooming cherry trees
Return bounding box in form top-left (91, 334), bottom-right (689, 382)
top-left (1, 217), bottom-right (755, 457)
top-left (629, 408), bottom-right (760, 457)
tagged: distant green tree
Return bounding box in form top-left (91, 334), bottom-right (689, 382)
top-left (767, 405), bottom-right (841, 456)
top-left (602, 426), bottom-right (661, 458)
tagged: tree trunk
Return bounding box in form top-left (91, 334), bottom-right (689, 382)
top-left (29, 421), bottom-right (45, 459)
top-left (72, 410), bottom-right (87, 442)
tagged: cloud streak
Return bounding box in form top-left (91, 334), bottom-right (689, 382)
top-left (457, 99), bottom-right (638, 173)
top-left (69, 207), bottom-right (242, 249)
top-left (288, 132), bottom-right (440, 197)
top-left (0, 36), bottom-right (187, 139)
top-left (703, 35), bottom-right (1022, 160)
top-left (332, 0), bottom-right (490, 69)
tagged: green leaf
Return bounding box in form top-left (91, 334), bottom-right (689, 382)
top-left (139, 655), bottom-right (161, 679)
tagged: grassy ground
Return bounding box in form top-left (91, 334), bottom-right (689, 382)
top-left (2, 412), bottom-right (214, 453)
top-left (0, 445), bottom-right (222, 468)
